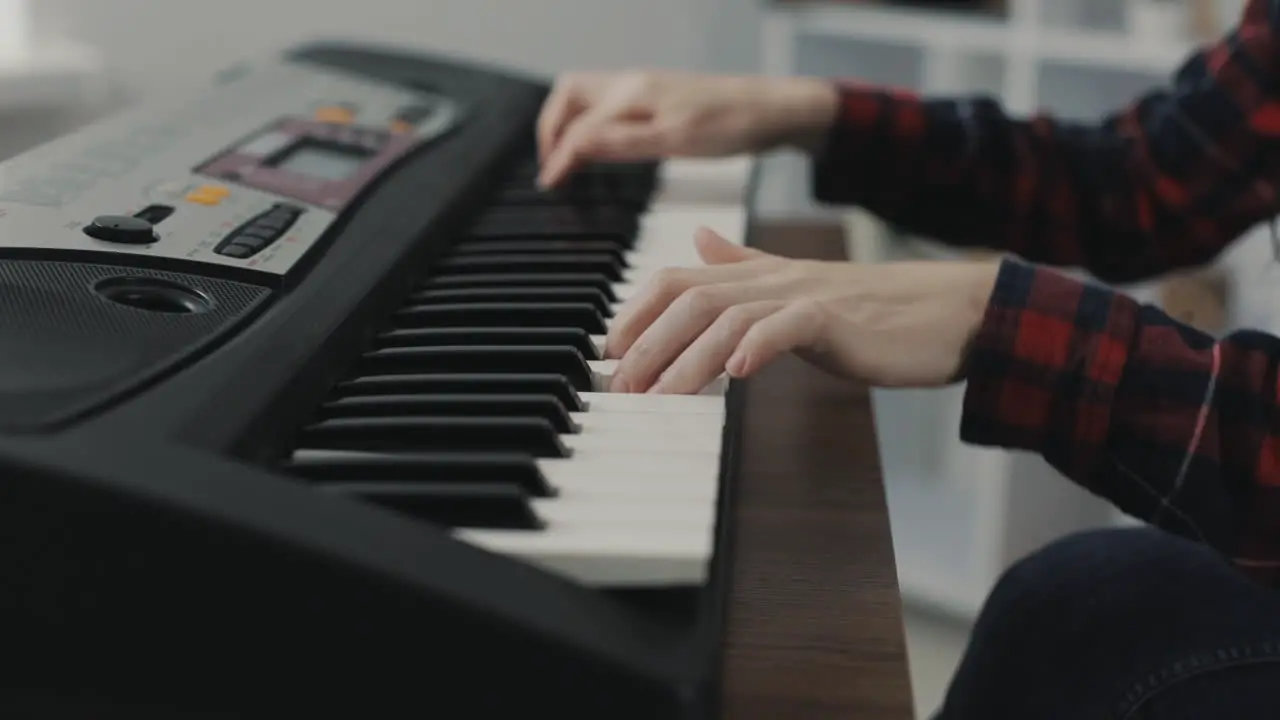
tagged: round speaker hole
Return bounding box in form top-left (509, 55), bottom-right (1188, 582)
top-left (93, 276), bottom-right (213, 314)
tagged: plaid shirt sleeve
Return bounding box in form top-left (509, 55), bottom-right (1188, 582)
top-left (811, 0), bottom-right (1280, 284)
top-left (962, 259), bottom-right (1280, 585)
top-left (807, 1), bottom-right (1280, 581)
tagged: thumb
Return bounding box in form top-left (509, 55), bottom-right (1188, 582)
top-left (695, 226), bottom-right (770, 265)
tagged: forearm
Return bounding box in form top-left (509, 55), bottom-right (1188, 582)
top-left (961, 259), bottom-right (1280, 585)
top-left (804, 11), bottom-right (1280, 284)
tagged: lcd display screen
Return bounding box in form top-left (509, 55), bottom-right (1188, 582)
top-left (271, 140), bottom-right (371, 181)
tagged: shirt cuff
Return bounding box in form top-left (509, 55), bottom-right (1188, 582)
top-left (959, 259), bottom-right (1136, 480)
top-left (810, 82), bottom-right (901, 204)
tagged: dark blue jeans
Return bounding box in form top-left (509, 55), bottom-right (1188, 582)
top-left (935, 527), bottom-right (1280, 719)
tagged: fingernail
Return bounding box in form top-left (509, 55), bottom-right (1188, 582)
top-left (726, 352), bottom-right (748, 377)
top-left (611, 375), bottom-right (631, 393)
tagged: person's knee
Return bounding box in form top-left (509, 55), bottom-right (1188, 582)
top-left (978, 527), bottom-right (1209, 638)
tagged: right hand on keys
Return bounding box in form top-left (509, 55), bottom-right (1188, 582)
top-left (536, 71), bottom-right (839, 188)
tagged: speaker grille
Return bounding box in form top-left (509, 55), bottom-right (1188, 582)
top-left (0, 259), bottom-right (271, 431)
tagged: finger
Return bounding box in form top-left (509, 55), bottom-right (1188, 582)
top-left (605, 261), bottom-right (775, 359)
top-left (538, 99), bottom-right (645, 188)
top-left (537, 75), bottom-right (595, 163)
top-left (649, 300), bottom-right (784, 394)
top-left (559, 121), bottom-right (674, 162)
top-left (613, 280), bottom-right (777, 393)
top-left (726, 299), bottom-right (827, 378)
top-left (694, 226), bottom-right (772, 265)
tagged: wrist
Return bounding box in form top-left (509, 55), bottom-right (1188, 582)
top-left (754, 77), bottom-right (839, 153)
top-left (959, 260), bottom-right (1003, 376)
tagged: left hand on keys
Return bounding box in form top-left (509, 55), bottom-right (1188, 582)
top-left (604, 228), bottom-right (1002, 394)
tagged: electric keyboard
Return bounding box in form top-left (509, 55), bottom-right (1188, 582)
top-left (0, 41), bottom-right (760, 718)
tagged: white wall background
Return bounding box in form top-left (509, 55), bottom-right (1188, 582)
top-left (33, 0), bottom-right (763, 101)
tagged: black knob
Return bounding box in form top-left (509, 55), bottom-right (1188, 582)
top-left (83, 215), bottom-right (157, 245)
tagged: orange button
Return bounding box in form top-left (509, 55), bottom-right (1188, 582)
top-left (389, 119), bottom-right (414, 135)
top-left (185, 184), bottom-right (230, 205)
top-left (314, 106), bottom-right (355, 124)
top-left (185, 192), bottom-right (222, 206)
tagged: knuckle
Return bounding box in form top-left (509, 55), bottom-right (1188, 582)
top-left (648, 267), bottom-right (687, 297)
top-left (791, 299), bottom-right (828, 326)
top-left (677, 285), bottom-right (722, 318)
top-left (718, 304), bottom-right (758, 332)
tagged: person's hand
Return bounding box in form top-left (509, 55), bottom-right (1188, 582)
top-left (536, 71), bottom-right (838, 188)
top-left (604, 228), bottom-right (1001, 394)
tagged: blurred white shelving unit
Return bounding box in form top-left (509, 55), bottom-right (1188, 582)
top-left (0, 0), bottom-right (106, 113)
top-left (756, 0), bottom-right (1241, 619)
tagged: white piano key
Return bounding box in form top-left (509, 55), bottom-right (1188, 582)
top-left (538, 451), bottom-right (721, 501)
top-left (579, 390), bottom-right (725, 415)
top-left (634, 206), bottom-right (749, 259)
top-left (589, 359), bottom-right (727, 395)
top-left (653, 156), bottom-right (755, 207)
top-left (562, 418), bottom-right (720, 453)
top-left (456, 523), bottom-right (714, 587)
top-left (571, 408), bottom-right (724, 435)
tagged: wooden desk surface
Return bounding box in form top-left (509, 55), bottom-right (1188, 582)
top-left (720, 220), bottom-right (915, 720)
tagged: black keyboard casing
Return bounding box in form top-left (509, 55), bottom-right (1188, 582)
top-left (0, 41), bottom-right (748, 719)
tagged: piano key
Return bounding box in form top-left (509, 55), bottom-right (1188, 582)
top-left (470, 209), bottom-right (636, 240)
top-left (358, 347), bottom-right (596, 391)
top-left (334, 373), bottom-right (585, 411)
top-left (653, 156), bottom-right (755, 206)
top-left (311, 390), bottom-right (722, 453)
top-left (497, 185), bottom-right (648, 209)
top-left (394, 302), bottom-right (608, 333)
top-left (588, 358), bottom-right (728, 396)
top-left (321, 481), bottom-right (544, 530)
top-left (435, 253), bottom-right (625, 281)
top-left (578, 391), bottom-right (726, 415)
top-left (451, 239), bottom-right (629, 261)
top-left (406, 287), bottom-right (614, 316)
top-left (456, 523), bottom-right (713, 587)
top-left (286, 450), bottom-right (556, 497)
top-left (289, 448), bottom-right (718, 501)
top-left (418, 272), bottom-right (618, 301)
top-left (330, 478), bottom-right (715, 530)
top-left (376, 327), bottom-right (602, 359)
top-left (296, 450), bottom-right (718, 586)
top-left (298, 416), bottom-right (571, 457)
top-left (319, 394), bottom-right (580, 434)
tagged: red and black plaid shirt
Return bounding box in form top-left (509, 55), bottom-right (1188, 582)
top-left (812, 0), bottom-right (1280, 584)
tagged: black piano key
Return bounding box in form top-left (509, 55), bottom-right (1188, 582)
top-left (299, 417), bottom-right (571, 458)
top-left (406, 287), bottom-right (614, 316)
top-left (418, 272), bottom-right (618, 302)
top-left (496, 185), bottom-right (647, 209)
top-left (319, 394), bottom-right (580, 434)
top-left (285, 450), bottom-right (556, 497)
top-left (451, 240), bottom-right (629, 263)
top-left (357, 347), bottom-right (596, 391)
top-left (435, 254), bottom-right (625, 281)
top-left (321, 481), bottom-right (543, 530)
top-left (470, 209), bottom-right (636, 240)
top-left (333, 374), bottom-right (585, 412)
top-left (375, 328), bottom-right (602, 359)
top-left (394, 303), bottom-right (608, 334)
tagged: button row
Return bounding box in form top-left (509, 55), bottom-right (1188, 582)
top-left (215, 203), bottom-right (305, 259)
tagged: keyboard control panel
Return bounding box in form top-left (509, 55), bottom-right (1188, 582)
top-left (0, 61), bottom-right (462, 276)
